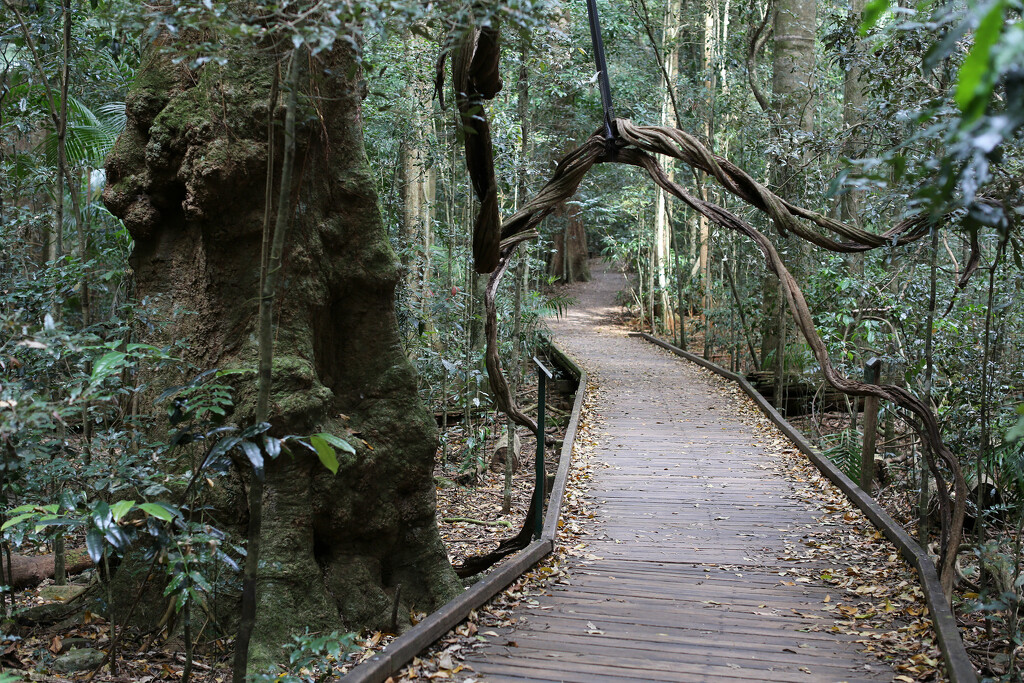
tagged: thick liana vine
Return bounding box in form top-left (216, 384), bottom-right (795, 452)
top-left (478, 119), bottom-right (968, 598)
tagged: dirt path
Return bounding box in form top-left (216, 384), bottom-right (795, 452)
top-left (461, 261), bottom-right (900, 682)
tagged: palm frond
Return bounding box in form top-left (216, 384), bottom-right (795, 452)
top-left (40, 96), bottom-right (126, 168)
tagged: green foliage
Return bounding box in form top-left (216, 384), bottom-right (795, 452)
top-left (821, 429), bottom-right (863, 483)
top-left (3, 0), bottom-right (1024, 672)
top-left (304, 433), bottom-right (356, 475)
top-left (251, 629), bottom-right (358, 683)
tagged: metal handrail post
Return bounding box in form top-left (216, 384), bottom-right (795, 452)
top-left (532, 356), bottom-right (553, 540)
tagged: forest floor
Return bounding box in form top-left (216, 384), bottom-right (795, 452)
top-left (1, 385), bottom-right (575, 683)
top-left (3, 262), bottom-right (998, 681)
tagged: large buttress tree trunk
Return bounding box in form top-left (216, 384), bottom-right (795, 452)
top-left (102, 35), bottom-right (460, 669)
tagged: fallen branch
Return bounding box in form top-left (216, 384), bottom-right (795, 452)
top-left (8, 549), bottom-right (93, 589)
top-left (442, 517), bottom-right (513, 528)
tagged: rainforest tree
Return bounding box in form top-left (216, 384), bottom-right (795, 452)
top-left (101, 6), bottom-right (461, 672)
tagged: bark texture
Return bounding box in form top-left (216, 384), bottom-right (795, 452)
top-left (840, 0), bottom-right (868, 227)
top-left (547, 203), bottom-right (590, 283)
top-left (761, 0), bottom-right (817, 372)
top-left (7, 549), bottom-right (92, 589)
top-left (103, 36), bottom-right (460, 669)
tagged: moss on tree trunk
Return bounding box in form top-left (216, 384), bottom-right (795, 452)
top-left (103, 33), bottom-right (460, 672)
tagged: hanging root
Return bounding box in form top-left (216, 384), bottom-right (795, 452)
top-left (479, 119), bottom-right (967, 597)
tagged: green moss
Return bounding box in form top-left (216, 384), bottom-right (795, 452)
top-left (108, 32), bottom-right (461, 675)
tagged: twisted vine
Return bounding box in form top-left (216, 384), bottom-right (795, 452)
top-left (480, 120), bottom-right (966, 597)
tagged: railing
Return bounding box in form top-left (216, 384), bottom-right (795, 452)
top-left (343, 341), bottom-right (587, 683)
top-left (633, 332), bottom-right (977, 683)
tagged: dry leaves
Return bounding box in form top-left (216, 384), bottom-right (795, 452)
top-left (386, 387), bottom-right (605, 682)
top-left (701, 372), bottom-right (946, 682)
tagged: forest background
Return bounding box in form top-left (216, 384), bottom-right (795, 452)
top-left (0, 0), bottom-right (1022, 680)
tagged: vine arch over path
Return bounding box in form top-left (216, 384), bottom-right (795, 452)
top-left (478, 120), bottom-right (968, 597)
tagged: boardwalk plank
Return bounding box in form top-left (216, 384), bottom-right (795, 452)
top-left (462, 263), bottom-right (894, 682)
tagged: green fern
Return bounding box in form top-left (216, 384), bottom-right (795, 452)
top-left (538, 293), bottom-right (577, 319)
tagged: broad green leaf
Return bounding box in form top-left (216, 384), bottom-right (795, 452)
top-left (86, 528), bottom-right (105, 564)
top-left (241, 422), bottom-right (271, 438)
top-left (34, 516), bottom-right (62, 530)
top-left (263, 435), bottom-right (282, 459)
top-left (859, 0), bottom-right (892, 36)
top-left (139, 503), bottom-right (175, 521)
top-left (92, 501), bottom-right (112, 530)
top-left (240, 440), bottom-right (264, 480)
top-left (955, 0), bottom-right (1007, 118)
top-left (110, 500), bottom-right (135, 522)
top-left (91, 351), bottom-right (127, 383)
top-left (207, 435), bottom-right (242, 463)
top-left (164, 571), bottom-right (186, 596)
top-left (1, 512), bottom-right (35, 531)
top-left (315, 432), bottom-right (356, 455)
top-left (309, 435), bottom-right (339, 475)
top-left (215, 549), bottom-right (239, 572)
top-left (190, 570), bottom-right (212, 593)
top-left (104, 524), bottom-right (129, 550)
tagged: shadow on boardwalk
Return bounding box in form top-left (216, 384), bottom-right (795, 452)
top-left (462, 260), bottom-right (899, 683)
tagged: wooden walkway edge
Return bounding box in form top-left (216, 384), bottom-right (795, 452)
top-left (343, 344), bottom-right (589, 683)
top-left (635, 332), bottom-right (977, 683)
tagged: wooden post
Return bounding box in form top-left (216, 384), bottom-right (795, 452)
top-left (860, 357), bottom-right (882, 492)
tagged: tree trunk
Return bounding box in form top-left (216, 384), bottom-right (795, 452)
top-left (547, 203), bottom-right (589, 283)
top-left (401, 54), bottom-right (435, 314)
top-left (653, 0), bottom-right (682, 332)
top-left (102, 31), bottom-right (460, 670)
top-left (761, 0), bottom-right (816, 371)
top-left (840, 0), bottom-right (867, 228)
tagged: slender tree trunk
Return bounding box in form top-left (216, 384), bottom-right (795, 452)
top-left (920, 226), bottom-right (939, 544)
top-left (233, 53), bottom-right (295, 682)
top-left (400, 49), bottom-right (434, 315)
top-left (761, 0), bottom-right (816, 374)
top-left (977, 239), bottom-right (1004, 616)
top-left (653, 0), bottom-right (682, 331)
top-left (841, 0), bottom-right (867, 227)
top-left (505, 251), bottom-right (524, 514)
top-left (672, 208), bottom-right (687, 350)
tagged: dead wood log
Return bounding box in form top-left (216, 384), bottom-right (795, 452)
top-left (8, 549), bottom-right (93, 589)
top-left (490, 427), bottom-right (522, 473)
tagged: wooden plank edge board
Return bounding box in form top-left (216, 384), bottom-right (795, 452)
top-left (631, 331), bottom-right (978, 683)
top-left (542, 339), bottom-right (588, 539)
top-left (342, 341), bottom-right (589, 683)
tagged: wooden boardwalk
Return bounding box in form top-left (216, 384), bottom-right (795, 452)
top-left (461, 263), bottom-right (894, 683)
